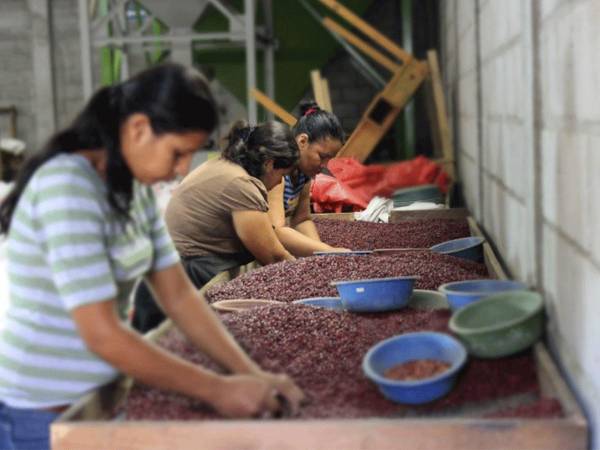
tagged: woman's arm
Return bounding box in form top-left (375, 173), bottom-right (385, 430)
top-left (232, 209), bottom-right (295, 265)
top-left (290, 183), bottom-right (321, 240)
top-left (148, 263), bottom-right (304, 411)
top-left (268, 181), bottom-right (343, 256)
top-left (72, 297), bottom-right (292, 417)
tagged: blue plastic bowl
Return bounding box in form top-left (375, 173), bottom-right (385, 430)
top-left (293, 297), bottom-right (344, 311)
top-left (332, 276), bottom-right (417, 312)
top-left (363, 332), bottom-right (467, 404)
top-left (430, 236), bottom-right (485, 262)
top-left (438, 279), bottom-right (528, 310)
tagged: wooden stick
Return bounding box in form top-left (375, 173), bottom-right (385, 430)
top-left (250, 88), bottom-right (297, 126)
top-left (318, 0), bottom-right (412, 64)
top-left (426, 50), bottom-right (455, 179)
top-left (323, 17), bottom-right (400, 73)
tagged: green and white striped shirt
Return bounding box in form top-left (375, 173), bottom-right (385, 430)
top-left (0, 154), bottom-right (179, 408)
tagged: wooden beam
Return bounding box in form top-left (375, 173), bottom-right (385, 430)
top-left (322, 17), bottom-right (400, 73)
top-left (426, 50), bottom-right (455, 179)
top-left (250, 88), bottom-right (297, 126)
top-left (318, 0), bottom-right (412, 65)
top-left (336, 59), bottom-right (429, 162)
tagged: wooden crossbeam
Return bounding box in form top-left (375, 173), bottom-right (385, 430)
top-left (318, 0), bottom-right (412, 65)
top-left (250, 88), bottom-right (297, 126)
top-left (322, 17), bottom-right (400, 73)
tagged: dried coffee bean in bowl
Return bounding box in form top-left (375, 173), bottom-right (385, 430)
top-left (363, 331), bottom-right (467, 405)
top-left (384, 359), bottom-right (452, 381)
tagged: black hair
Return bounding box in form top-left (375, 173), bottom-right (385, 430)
top-left (0, 63), bottom-right (217, 233)
top-left (292, 101), bottom-right (345, 144)
top-left (221, 120), bottom-right (299, 179)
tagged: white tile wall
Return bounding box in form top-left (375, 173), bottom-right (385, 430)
top-left (445, 0), bottom-right (600, 444)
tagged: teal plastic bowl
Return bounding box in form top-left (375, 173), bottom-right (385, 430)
top-left (393, 184), bottom-right (443, 207)
top-left (449, 290), bottom-right (544, 358)
top-left (430, 236), bottom-right (485, 262)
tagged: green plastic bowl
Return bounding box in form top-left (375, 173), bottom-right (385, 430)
top-left (448, 291), bottom-right (544, 358)
top-left (407, 289), bottom-right (449, 310)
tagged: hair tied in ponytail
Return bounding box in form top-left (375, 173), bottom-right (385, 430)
top-left (304, 107), bottom-right (319, 117)
top-left (240, 126), bottom-right (256, 143)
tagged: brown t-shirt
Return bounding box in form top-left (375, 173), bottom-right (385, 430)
top-left (165, 158), bottom-right (268, 257)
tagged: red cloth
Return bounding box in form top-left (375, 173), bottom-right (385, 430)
top-left (311, 156), bottom-right (449, 213)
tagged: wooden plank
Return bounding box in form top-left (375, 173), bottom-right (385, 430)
top-left (318, 0), bottom-right (412, 65)
top-left (52, 415), bottom-right (587, 450)
top-left (310, 70), bottom-right (327, 111)
top-left (534, 343), bottom-right (587, 422)
top-left (250, 88), bottom-right (297, 126)
top-left (467, 216), bottom-right (509, 280)
top-left (312, 212), bottom-right (355, 221)
top-left (426, 50), bottom-right (455, 179)
top-left (322, 17), bottom-right (400, 73)
top-left (336, 59), bottom-right (428, 162)
top-left (389, 208), bottom-right (469, 223)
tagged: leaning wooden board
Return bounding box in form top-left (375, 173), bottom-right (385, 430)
top-left (51, 212), bottom-right (587, 450)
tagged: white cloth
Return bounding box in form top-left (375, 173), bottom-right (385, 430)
top-left (354, 196), bottom-right (394, 223)
top-left (392, 201), bottom-right (446, 211)
top-left (0, 138), bottom-right (26, 155)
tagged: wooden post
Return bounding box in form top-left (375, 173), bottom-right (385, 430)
top-left (426, 50), bottom-right (455, 179)
top-left (310, 70), bottom-right (333, 113)
top-left (321, 78), bottom-right (333, 113)
top-left (0, 105), bottom-right (17, 138)
top-left (310, 70), bottom-right (327, 111)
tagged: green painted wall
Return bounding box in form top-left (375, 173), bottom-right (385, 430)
top-left (193, 1), bottom-right (369, 115)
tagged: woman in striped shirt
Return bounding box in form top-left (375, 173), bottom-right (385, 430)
top-left (0, 64), bottom-right (303, 450)
top-left (268, 102), bottom-right (349, 256)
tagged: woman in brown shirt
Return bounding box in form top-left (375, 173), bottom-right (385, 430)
top-left (133, 121), bottom-right (299, 332)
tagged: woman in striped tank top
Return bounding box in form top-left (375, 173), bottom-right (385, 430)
top-left (0, 64), bottom-right (303, 450)
top-left (268, 102), bottom-right (349, 256)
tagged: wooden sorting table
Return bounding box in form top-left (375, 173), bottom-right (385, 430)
top-left (52, 210), bottom-right (588, 450)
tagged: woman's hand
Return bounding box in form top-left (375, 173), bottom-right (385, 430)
top-left (255, 371), bottom-right (305, 416)
top-left (210, 372), bottom-right (304, 418)
top-left (209, 374), bottom-right (274, 418)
